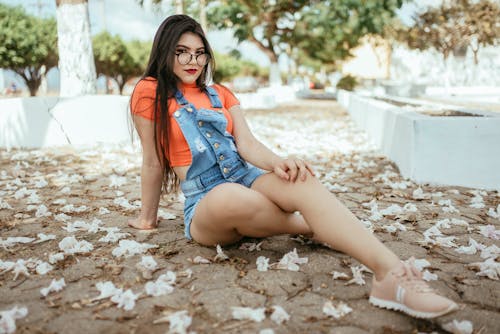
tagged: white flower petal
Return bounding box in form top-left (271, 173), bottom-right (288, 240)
top-left (40, 278), bottom-right (66, 297)
top-left (442, 319), bottom-right (473, 334)
top-left (231, 306), bottom-right (266, 322)
top-left (270, 305), bottom-right (290, 324)
top-left (322, 301), bottom-right (352, 319)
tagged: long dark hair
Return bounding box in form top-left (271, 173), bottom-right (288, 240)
top-left (131, 15), bottom-right (215, 194)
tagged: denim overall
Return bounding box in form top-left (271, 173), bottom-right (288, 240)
top-left (173, 87), bottom-right (264, 240)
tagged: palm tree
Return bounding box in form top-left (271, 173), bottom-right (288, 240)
top-left (55, 0), bottom-right (96, 97)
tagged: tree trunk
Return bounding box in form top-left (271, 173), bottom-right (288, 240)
top-left (472, 47), bottom-right (479, 65)
top-left (56, 0), bottom-right (97, 97)
top-left (17, 68), bottom-right (41, 96)
top-left (247, 35), bottom-right (281, 86)
top-left (269, 62), bottom-right (281, 87)
top-left (200, 0), bottom-right (207, 33)
top-left (175, 0), bottom-right (184, 14)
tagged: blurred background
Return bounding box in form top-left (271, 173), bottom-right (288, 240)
top-left (0, 0), bottom-right (499, 100)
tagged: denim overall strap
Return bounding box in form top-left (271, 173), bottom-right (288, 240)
top-left (205, 86), bottom-right (223, 108)
top-left (174, 90), bottom-right (190, 105)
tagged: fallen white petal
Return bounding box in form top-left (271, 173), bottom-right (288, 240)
top-left (12, 260), bottom-right (30, 280)
top-left (48, 253), bottom-right (65, 264)
top-left (0, 306), bottom-right (28, 334)
top-left (35, 261), bottom-right (53, 275)
top-left (346, 266), bottom-right (366, 286)
top-left (478, 225), bottom-right (500, 240)
top-left (468, 258), bottom-right (500, 280)
top-left (191, 256), bottom-right (211, 264)
top-left (137, 256), bottom-right (158, 272)
top-left (331, 271), bottom-right (349, 280)
top-left (422, 270), bottom-right (438, 281)
top-left (111, 239), bottom-right (157, 258)
top-left (145, 279), bottom-right (174, 297)
top-left (276, 248), bottom-right (308, 272)
top-left (270, 305), bottom-right (290, 324)
top-left (94, 281), bottom-right (122, 300)
top-left (480, 245), bottom-right (500, 260)
top-left (58, 236), bottom-right (94, 255)
top-left (166, 310), bottom-right (192, 334)
top-left (413, 258), bottom-right (431, 271)
top-left (214, 244), bottom-right (229, 262)
top-left (231, 306), bottom-right (266, 322)
top-left (35, 205), bottom-right (52, 218)
top-left (40, 278), bottom-right (66, 297)
top-left (487, 204), bottom-right (500, 219)
top-left (98, 207), bottom-right (111, 215)
top-left (158, 209), bottom-right (176, 220)
top-left (322, 301), bottom-right (352, 319)
top-left (35, 233), bottom-right (56, 243)
top-left (442, 319), bottom-right (473, 334)
top-left (111, 289), bottom-right (139, 311)
top-left (0, 237), bottom-right (35, 249)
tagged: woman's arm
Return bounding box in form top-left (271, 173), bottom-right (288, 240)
top-left (229, 105), bottom-right (314, 182)
top-left (129, 115), bottom-right (164, 229)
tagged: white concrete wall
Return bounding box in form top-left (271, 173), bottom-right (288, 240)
top-left (339, 90), bottom-right (500, 190)
top-left (0, 95), bottom-right (132, 149)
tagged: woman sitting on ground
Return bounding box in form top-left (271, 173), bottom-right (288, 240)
top-left (129, 14), bottom-right (459, 319)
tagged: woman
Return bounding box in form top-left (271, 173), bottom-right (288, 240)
top-left (129, 14), bottom-right (458, 319)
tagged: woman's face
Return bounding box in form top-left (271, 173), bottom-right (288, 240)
top-left (173, 32), bottom-right (206, 85)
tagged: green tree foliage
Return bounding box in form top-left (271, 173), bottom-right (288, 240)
top-left (291, 0), bottom-right (404, 65)
top-left (126, 40), bottom-right (152, 73)
top-left (336, 74), bottom-right (358, 91)
top-left (0, 4), bottom-right (58, 96)
top-left (92, 32), bottom-right (147, 94)
top-left (208, 0), bottom-right (403, 67)
top-left (208, 0), bottom-right (309, 64)
top-left (402, 0), bottom-right (499, 63)
top-left (213, 51), bottom-right (264, 83)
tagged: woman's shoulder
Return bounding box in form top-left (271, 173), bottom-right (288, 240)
top-left (211, 83), bottom-right (238, 101)
top-left (134, 76), bottom-right (157, 96)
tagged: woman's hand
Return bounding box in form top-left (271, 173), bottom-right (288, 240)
top-left (273, 156), bottom-right (315, 182)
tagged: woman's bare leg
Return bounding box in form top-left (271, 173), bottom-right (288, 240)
top-left (251, 173), bottom-right (401, 280)
top-left (190, 183), bottom-right (312, 246)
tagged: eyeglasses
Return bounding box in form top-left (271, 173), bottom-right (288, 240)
top-left (175, 52), bottom-right (210, 66)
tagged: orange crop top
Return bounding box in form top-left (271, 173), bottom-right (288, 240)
top-left (131, 77), bottom-right (240, 167)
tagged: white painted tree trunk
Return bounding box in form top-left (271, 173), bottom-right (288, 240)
top-left (269, 62), bottom-right (282, 86)
top-left (56, 2), bottom-right (96, 97)
top-left (200, 0), bottom-right (207, 33)
top-left (175, 0), bottom-right (184, 14)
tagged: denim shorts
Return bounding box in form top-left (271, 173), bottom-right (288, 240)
top-left (180, 164), bottom-right (264, 240)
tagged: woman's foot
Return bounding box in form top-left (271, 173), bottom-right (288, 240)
top-left (369, 257), bottom-right (459, 319)
top-left (128, 217), bottom-right (158, 230)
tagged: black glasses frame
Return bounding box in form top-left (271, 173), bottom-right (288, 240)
top-left (175, 52), bottom-right (210, 66)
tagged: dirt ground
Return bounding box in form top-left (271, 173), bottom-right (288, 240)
top-left (0, 100), bottom-right (499, 334)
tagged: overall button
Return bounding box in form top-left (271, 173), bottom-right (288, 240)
top-left (206, 132), bottom-right (212, 138)
top-left (198, 121), bottom-right (203, 127)
top-left (219, 155), bottom-right (225, 161)
top-left (223, 167), bottom-right (229, 174)
top-left (186, 107), bottom-right (193, 112)
top-left (174, 111), bottom-right (180, 117)
top-left (214, 143), bottom-right (220, 149)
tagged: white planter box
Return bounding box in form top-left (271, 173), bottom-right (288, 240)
top-left (0, 95), bottom-right (132, 148)
top-left (339, 90), bottom-right (500, 190)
